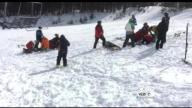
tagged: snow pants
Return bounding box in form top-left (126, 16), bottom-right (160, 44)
top-left (57, 50), bottom-right (67, 66)
top-left (93, 36), bottom-right (106, 48)
top-left (123, 33), bottom-right (135, 47)
top-left (156, 32), bottom-right (166, 49)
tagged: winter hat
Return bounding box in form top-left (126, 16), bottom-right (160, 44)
top-left (164, 12), bottom-right (169, 17)
top-left (38, 26), bottom-right (42, 29)
top-left (60, 35), bottom-right (65, 38)
top-left (144, 22), bottom-right (148, 26)
top-left (55, 34), bottom-right (59, 37)
top-left (97, 21), bottom-right (101, 24)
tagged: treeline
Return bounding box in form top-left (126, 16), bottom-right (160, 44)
top-left (0, 2), bottom-right (192, 17)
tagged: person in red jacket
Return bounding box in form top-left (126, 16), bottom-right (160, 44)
top-left (23, 41), bottom-right (35, 53)
top-left (135, 22), bottom-right (149, 43)
top-left (93, 21), bottom-right (106, 49)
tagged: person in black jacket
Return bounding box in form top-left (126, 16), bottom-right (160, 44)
top-left (156, 17), bottom-right (167, 50)
top-left (163, 12), bottom-right (170, 43)
top-left (56, 35), bottom-right (70, 67)
top-left (35, 26), bottom-right (43, 49)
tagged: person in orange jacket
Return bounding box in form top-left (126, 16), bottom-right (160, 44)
top-left (41, 36), bottom-right (49, 50)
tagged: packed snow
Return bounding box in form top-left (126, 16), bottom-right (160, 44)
top-left (0, 6), bottom-right (192, 107)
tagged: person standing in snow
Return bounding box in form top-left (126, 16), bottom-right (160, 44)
top-left (156, 17), bottom-right (167, 50)
top-left (123, 18), bottom-right (136, 48)
top-left (56, 35), bottom-right (70, 67)
top-left (35, 26), bottom-right (43, 49)
top-left (162, 12), bottom-right (170, 43)
top-left (93, 21), bottom-right (106, 49)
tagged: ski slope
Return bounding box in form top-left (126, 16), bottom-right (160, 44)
top-left (0, 6), bottom-right (192, 107)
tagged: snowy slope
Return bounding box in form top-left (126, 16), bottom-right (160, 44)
top-left (0, 6), bottom-right (192, 107)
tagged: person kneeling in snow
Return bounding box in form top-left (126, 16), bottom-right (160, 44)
top-left (93, 21), bottom-right (106, 49)
top-left (23, 41), bottom-right (35, 54)
top-left (56, 35), bottom-right (70, 67)
top-left (41, 36), bottom-right (49, 51)
top-left (140, 23), bottom-right (154, 45)
top-left (49, 34), bottom-right (60, 49)
top-left (134, 22), bottom-right (149, 44)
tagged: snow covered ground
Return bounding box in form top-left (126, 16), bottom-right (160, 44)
top-left (0, 6), bottom-right (192, 107)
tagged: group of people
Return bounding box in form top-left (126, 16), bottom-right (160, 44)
top-left (23, 12), bottom-right (169, 67)
top-left (93, 13), bottom-right (170, 50)
top-left (23, 26), bottom-right (70, 67)
top-left (23, 28), bottom-right (59, 54)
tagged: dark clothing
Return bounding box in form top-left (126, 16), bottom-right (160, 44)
top-left (163, 16), bottom-right (170, 42)
top-left (35, 29), bottom-right (43, 49)
top-left (93, 36), bottom-right (106, 48)
top-left (156, 20), bottom-right (167, 49)
top-left (163, 16), bottom-right (170, 32)
top-left (123, 33), bottom-right (135, 47)
top-left (36, 29), bottom-right (43, 41)
top-left (156, 32), bottom-right (166, 49)
top-left (57, 50), bottom-right (67, 66)
top-left (49, 37), bottom-right (59, 49)
top-left (59, 36), bottom-right (70, 52)
top-left (34, 40), bottom-right (40, 49)
top-left (132, 17), bottom-right (137, 25)
top-left (23, 48), bottom-right (33, 54)
top-left (141, 25), bottom-right (149, 33)
top-left (56, 36), bottom-right (70, 66)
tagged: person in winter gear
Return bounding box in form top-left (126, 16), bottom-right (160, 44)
top-left (162, 12), bottom-right (170, 43)
top-left (93, 21), bottom-right (106, 48)
top-left (49, 34), bottom-right (60, 49)
top-left (56, 35), bottom-right (70, 67)
top-left (123, 18), bottom-right (136, 47)
top-left (41, 36), bottom-right (49, 50)
top-left (23, 40), bottom-right (35, 53)
top-left (140, 23), bottom-right (153, 44)
top-left (135, 22), bottom-right (149, 43)
top-left (34, 26), bottom-right (43, 49)
top-left (156, 17), bottom-right (167, 50)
